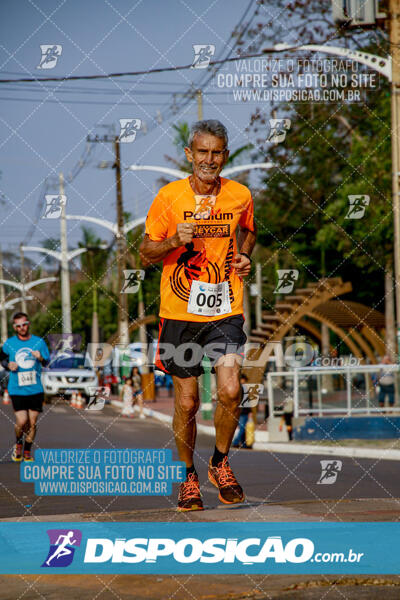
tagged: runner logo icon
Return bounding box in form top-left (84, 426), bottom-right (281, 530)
top-left (42, 529), bottom-right (82, 568)
top-left (317, 460), bottom-right (343, 485)
top-left (43, 195), bottom-right (66, 219)
top-left (37, 45), bottom-right (62, 69)
top-left (119, 119), bottom-right (142, 143)
top-left (240, 384), bottom-right (264, 408)
top-left (191, 45), bottom-right (215, 69)
top-left (345, 195), bottom-right (370, 219)
top-left (274, 270), bottom-right (299, 294)
top-left (267, 118), bottom-right (291, 143)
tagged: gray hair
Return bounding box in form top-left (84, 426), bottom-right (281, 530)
top-left (188, 119), bottom-right (228, 149)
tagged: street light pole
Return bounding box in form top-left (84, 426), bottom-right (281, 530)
top-left (390, 0), bottom-right (400, 358)
top-left (19, 244), bottom-right (27, 313)
top-left (59, 173), bottom-right (72, 334)
top-left (87, 132), bottom-right (131, 346)
top-left (114, 137), bottom-right (130, 346)
top-left (0, 247), bottom-right (7, 343)
top-left (197, 89), bottom-right (203, 120)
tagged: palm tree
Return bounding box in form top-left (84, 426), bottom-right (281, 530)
top-left (78, 227), bottom-right (108, 344)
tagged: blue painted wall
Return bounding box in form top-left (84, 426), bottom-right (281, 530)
top-left (294, 416), bottom-right (400, 440)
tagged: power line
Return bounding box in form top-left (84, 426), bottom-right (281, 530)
top-left (0, 72), bottom-right (191, 86)
top-left (0, 51), bottom-right (274, 84)
top-left (0, 85), bottom-right (214, 96)
top-left (0, 96), bottom-right (182, 106)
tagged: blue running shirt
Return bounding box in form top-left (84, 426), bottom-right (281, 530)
top-left (2, 335), bottom-right (50, 395)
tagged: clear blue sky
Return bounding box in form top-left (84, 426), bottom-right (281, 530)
top-left (0, 0), bottom-right (271, 265)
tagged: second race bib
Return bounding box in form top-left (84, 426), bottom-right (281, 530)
top-left (187, 280), bottom-right (231, 317)
top-left (17, 370), bottom-right (37, 387)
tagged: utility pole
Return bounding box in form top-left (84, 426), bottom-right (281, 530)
top-left (390, 0), bottom-right (400, 359)
top-left (114, 137), bottom-right (130, 346)
top-left (197, 89), bottom-right (203, 120)
top-left (19, 244), bottom-right (27, 313)
top-left (59, 173), bottom-right (72, 334)
top-left (0, 247), bottom-right (7, 343)
top-left (87, 131), bottom-right (130, 346)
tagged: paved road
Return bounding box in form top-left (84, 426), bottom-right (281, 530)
top-left (1, 401), bottom-right (400, 520)
top-left (1, 401), bottom-right (400, 599)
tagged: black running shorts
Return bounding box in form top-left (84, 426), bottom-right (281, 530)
top-left (155, 314), bottom-right (247, 379)
top-left (11, 393), bottom-right (44, 413)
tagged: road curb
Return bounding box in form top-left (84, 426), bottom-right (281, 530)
top-left (111, 400), bottom-right (400, 461)
top-left (252, 441), bottom-right (400, 460)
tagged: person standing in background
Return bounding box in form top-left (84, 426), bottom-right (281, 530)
top-left (131, 366), bottom-right (145, 419)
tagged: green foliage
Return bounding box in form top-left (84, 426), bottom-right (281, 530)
top-left (316, 86), bottom-right (393, 273)
top-left (253, 79), bottom-right (391, 307)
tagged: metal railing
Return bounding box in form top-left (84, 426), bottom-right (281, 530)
top-left (267, 364), bottom-right (400, 418)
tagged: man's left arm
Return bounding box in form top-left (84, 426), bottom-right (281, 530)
top-left (238, 222), bottom-right (257, 257)
top-left (232, 193), bottom-right (257, 277)
top-left (31, 340), bottom-right (50, 367)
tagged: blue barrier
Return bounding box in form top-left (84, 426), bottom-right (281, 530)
top-left (294, 416), bottom-right (400, 440)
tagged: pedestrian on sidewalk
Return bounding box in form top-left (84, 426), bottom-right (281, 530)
top-left (279, 396), bottom-right (294, 441)
top-left (121, 377), bottom-right (135, 418)
top-left (131, 366), bottom-right (145, 419)
top-left (377, 355), bottom-right (395, 410)
top-left (0, 312), bottom-right (50, 461)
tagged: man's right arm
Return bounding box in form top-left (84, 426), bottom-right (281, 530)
top-left (139, 224), bottom-right (194, 267)
top-left (0, 348), bottom-right (9, 371)
top-left (139, 234), bottom-right (179, 268)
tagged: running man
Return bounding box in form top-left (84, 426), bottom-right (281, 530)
top-left (0, 312), bottom-right (50, 462)
top-left (45, 531), bottom-right (77, 566)
top-left (139, 120), bottom-right (256, 511)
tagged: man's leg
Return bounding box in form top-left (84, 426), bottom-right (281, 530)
top-left (172, 375), bottom-right (203, 512)
top-left (12, 410), bottom-right (28, 462)
top-left (23, 410), bottom-right (39, 460)
top-left (172, 375), bottom-right (199, 467)
top-left (378, 386), bottom-right (385, 408)
top-left (15, 410), bottom-right (29, 441)
top-left (208, 354), bottom-right (245, 504)
top-left (388, 385), bottom-right (395, 408)
top-left (214, 355), bottom-right (241, 453)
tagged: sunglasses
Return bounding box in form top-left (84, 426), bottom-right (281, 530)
top-left (15, 322), bottom-right (30, 328)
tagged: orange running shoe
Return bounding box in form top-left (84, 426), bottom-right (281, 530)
top-left (177, 473), bottom-right (204, 512)
top-left (208, 456), bottom-right (245, 504)
top-left (11, 443), bottom-right (23, 462)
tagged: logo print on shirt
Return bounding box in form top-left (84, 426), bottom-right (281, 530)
top-left (15, 348), bottom-right (36, 369)
top-left (193, 195), bottom-right (216, 219)
top-left (177, 243), bottom-right (209, 283)
top-left (171, 243), bottom-right (221, 302)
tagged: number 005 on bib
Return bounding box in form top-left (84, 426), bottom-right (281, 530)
top-left (187, 280), bottom-right (231, 317)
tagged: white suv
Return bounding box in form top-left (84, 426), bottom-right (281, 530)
top-left (42, 352), bottom-right (98, 400)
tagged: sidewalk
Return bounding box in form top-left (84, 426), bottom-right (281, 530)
top-left (111, 389), bottom-right (400, 461)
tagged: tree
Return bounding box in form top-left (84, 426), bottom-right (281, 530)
top-left (78, 227), bottom-right (109, 344)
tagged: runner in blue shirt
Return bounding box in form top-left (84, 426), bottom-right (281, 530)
top-left (0, 312), bottom-right (50, 462)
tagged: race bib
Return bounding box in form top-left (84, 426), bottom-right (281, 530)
top-left (17, 370), bottom-right (37, 387)
top-left (187, 280), bottom-right (231, 316)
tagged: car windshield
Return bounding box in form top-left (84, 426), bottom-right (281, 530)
top-left (48, 354), bottom-right (85, 370)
